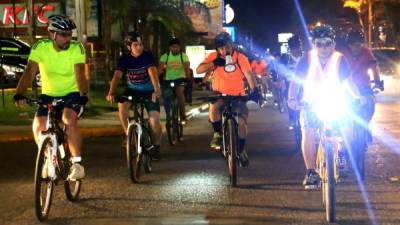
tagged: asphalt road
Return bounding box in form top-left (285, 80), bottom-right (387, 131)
top-left (1, 102), bottom-right (400, 225)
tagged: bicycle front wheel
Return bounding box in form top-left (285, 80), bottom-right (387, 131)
top-left (34, 137), bottom-right (54, 221)
top-left (226, 119), bottom-right (238, 187)
top-left (127, 124), bottom-right (142, 183)
top-left (166, 115), bottom-right (177, 146)
top-left (176, 106), bottom-right (183, 141)
top-left (324, 144), bottom-right (336, 223)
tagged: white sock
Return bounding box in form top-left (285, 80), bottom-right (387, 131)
top-left (72, 156), bottom-right (82, 163)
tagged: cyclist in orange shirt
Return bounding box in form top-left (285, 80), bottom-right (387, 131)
top-left (196, 32), bottom-right (260, 167)
top-left (251, 55), bottom-right (269, 98)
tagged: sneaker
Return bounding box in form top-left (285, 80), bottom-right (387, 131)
top-left (210, 132), bottom-right (222, 150)
top-left (151, 145), bottom-right (161, 160)
top-left (67, 163), bottom-right (85, 181)
top-left (238, 149), bottom-right (250, 167)
top-left (302, 170), bottom-right (320, 190)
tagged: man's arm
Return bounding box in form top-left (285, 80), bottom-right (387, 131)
top-left (196, 62), bottom-right (214, 74)
top-left (184, 61), bottom-right (191, 78)
top-left (15, 60), bottom-right (39, 95)
top-left (106, 70), bottom-right (123, 103)
top-left (243, 70), bottom-right (256, 89)
top-left (74, 63), bottom-right (89, 95)
top-left (148, 66), bottom-right (161, 101)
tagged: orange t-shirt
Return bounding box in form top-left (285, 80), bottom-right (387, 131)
top-left (251, 59), bottom-right (268, 76)
top-left (202, 51), bottom-right (251, 96)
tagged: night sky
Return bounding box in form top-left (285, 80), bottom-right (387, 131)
top-left (226, 0), bottom-right (345, 52)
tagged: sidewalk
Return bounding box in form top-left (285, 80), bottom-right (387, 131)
top-left (0, 89), bottom-right (211, 142)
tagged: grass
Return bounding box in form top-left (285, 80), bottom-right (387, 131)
top-left (0, 86), bottom-right (118, 125)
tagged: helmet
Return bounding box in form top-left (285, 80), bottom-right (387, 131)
top-left (288, 35), bottom-right (301, 49)
top-left (47, 15), bottom-right (76, 32)
top-left (346, 29), bottom-right (364, 44)
top-left (310, 24), bottom-right (335, 40)
top-left (169, 37), bottom-right (180, 46)
top-left (215, 32), bottom-right (232, 49)
top-left (124, 31), bottom-right (142, 46)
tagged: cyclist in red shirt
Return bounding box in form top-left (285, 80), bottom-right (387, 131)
top-left (342, 29), bottom-right (383, 142)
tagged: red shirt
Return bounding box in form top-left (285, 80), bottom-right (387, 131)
top-left (342, 47), bottom-right (377, 88)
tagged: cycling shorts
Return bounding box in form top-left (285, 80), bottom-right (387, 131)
top-left (36, 92), bottom-right (82, 119)
top-left (122, 89), bottom-right (160, 113)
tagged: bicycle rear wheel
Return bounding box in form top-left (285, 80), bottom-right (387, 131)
top-left (353, 125), bottom-right (366, 181)
top-left (127, 124), bottom-right (142, 183)
top-left (62, 155), bottom-right (82, 201)
top-left (34, 137), bottom-right (54, 221)
top-left (324, 144), bottom-right (336, 223)
top-left (226, 119), bottom-right (238, 187)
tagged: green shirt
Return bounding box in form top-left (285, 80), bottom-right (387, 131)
top-left (29, 39), bottom-right (86, 96)
top-left (159, 52), bottom-right (189, 80)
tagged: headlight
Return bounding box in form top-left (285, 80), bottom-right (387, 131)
top-left (306, 82), bottom-right (351, 121)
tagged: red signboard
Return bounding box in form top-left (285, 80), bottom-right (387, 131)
top-left (1, 2), bottom-right (60, 27)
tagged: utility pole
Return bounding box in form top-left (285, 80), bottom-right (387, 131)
top-left (368, 0), bottom-right (373, 48)
top-left (74, 0), bottom-right (86, 43)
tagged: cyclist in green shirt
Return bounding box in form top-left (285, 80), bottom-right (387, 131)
top-left (14, 15), bottom-right (88, 180)
top-left (159, 38), bottom-right (191, 124)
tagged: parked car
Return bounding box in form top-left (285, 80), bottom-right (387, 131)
top-left (0, 38), bottom-right (41, 88)
top-left (371, 48), bottom-right (400, 77)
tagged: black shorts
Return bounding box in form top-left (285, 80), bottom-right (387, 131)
top-left (123, 89), bottom-right (160, 112)
top-left (36, 92), bottom-right (82, 118)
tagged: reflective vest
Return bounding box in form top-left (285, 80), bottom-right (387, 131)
top-left (302, 50), bottom-right (343, 103)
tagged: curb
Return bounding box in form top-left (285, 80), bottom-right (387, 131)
top-left (0, 103), bottom-right (210, 143)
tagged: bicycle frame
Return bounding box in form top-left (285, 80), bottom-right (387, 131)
top-left (38, 100), bottom-right (67, 181)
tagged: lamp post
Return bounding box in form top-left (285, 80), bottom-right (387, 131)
top-left (368, 0), bottom-right (373, 48)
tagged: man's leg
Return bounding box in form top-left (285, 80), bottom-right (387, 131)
top-left (300, 111), bottom-right (320, 189)
top-left (118, 101), bottom-right (131, 135)
top-left (63, 108), bottom-right (85, 180)
top-left (148, 111), bottom-right (162, 147)
top-left (147, 98), bottom-right (162, 160)
top-left (32, 116), bottom-right (47, 146)
top-left (209, 100), bottom-right (224, 149)
top-left (175, 85), bottom-right (186, 121)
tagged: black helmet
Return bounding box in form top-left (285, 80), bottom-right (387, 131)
top-left (346, 29), bottom-right (364, 44)
top-left (124, 31), bottom-right (142, 46)
top-left (215, 32), bottom-right (232, 49)
top-left (169, 37), bottom-right (180, 46)
top-left (288, 35), bottom-right (301, 49)
top-left (310, 24), bottom-right (335, 40)
top-left (48, 15), bottom-right (76, 32)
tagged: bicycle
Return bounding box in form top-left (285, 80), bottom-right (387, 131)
top-left (255, 74), bottom-right (268, 107)
top-left (351, 80), bottom-right (384, 181)
top-left (162, 80), bottom-right (184, 146)
top-left (199, 95), bottom-right (249, 187)
top-left (31, 98), bottom-right (83, 221)
top-left (118, 95), bottom-right (153, 183)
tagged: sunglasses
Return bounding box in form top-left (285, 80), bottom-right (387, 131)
top-left (315, 40), bottom-right (333, 48)
top-left (57, 32), bottom-right (73, 38)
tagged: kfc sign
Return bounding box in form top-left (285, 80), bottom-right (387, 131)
top-left (1, 3), bottom-right (60, 27)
